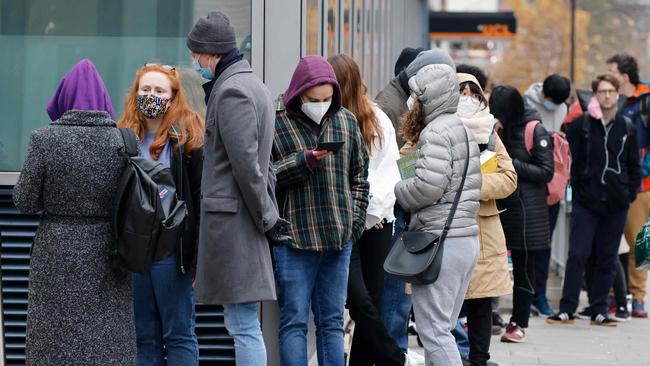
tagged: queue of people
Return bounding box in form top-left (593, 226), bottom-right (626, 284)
top-left (12, 9), bottom-right (650, 366)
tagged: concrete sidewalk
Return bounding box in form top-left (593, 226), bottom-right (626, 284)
top-left (408, 271), bottom-right (650, 366)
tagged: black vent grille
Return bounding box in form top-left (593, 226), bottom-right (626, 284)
top-left (0, 186), bottom-right (234, 365)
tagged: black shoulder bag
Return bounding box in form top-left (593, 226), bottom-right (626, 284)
top-left (384, 128), bottom-right (471, 285)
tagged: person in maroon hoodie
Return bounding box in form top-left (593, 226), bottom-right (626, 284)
top-left (272, 55), bottom-right (369, 366)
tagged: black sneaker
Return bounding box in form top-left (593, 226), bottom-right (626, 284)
top-left (546, 312), bottom-right (575, 324)
top-left (575, 307), bottom-right (591, 320)
top-left (613, 306), bottom-right (630, 322)
top-left (590, 313), bottom-right (618, 327)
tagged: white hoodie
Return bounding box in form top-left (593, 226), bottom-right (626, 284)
top-left (365, 105), bottom-right (402, 229)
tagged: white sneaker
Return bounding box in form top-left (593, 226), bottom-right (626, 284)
top-left (407, 351), bottom-right (425, 366)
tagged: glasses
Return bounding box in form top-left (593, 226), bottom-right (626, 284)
top-left (144, 63), bottom-right (175, 71)
top-left (596, 89), bottom-right (617, 96)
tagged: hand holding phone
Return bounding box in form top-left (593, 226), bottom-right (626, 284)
top-left (316, 140), bottom-right (345, 154)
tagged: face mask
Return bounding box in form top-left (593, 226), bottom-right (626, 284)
top-left (457, 95), bottom-right (483, 117)
top-left (193, 57), bottom-right (214, 80)
top-left (407, 95), bottom-right (416, 110)
top-left (137, 94), bottom-right (171, 119)
top-left (543, 100), bottom-right (558, 111)
top-left (301, 101), bottom-right (331, 124)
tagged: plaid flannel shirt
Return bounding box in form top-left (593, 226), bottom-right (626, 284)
top-left (272, 98), bottom-right (369, 252)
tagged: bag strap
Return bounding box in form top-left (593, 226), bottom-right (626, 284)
top-left (118, 128), bottom-right (139, 157)
top-left (170, 124), bottom-right (184, 200)
top-left (524, 120), bottom-right (541, 154)
top-left (440, 128), bottom-right (472, 242)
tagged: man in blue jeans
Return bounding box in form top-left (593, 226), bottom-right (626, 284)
top-left (188, 12), bottom-right (286, 365)
top-left (272, 56), bottom-right (369, 365)
top-left (548, 74), bottom-right (640, 326)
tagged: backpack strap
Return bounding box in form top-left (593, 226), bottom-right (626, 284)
top-left (524, 120), bottom-right (541, 154)
top-left (118, 128), bottom-right (139, 157)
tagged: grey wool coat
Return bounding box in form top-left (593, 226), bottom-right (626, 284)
top-left (395, 64), bottom-right (482, 238)
top-left (13, 110), bottom-right (136, 365)
top-left (195, 59), bottom-right (280, 304)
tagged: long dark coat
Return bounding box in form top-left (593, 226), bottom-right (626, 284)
top-left (13, 110), bottom-right (136, 365)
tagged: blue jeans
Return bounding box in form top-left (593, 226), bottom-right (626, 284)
top-left (382, 207), bottom-right (412, 352)
top-left (274, 243), bottom-right (352, 366)
top-left (451, 320), bottom-right (470, 359)
top-left (223, 302), bottom-right (266, 366)
top-left (133, 254), bottom-right (198, 366)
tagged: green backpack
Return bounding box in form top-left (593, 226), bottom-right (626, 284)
top-left (635, 217), bottom-right (650, 270)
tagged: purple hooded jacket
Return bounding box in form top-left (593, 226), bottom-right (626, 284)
top-left (283, 55), bottom-right (342, 120)
top-left (46, 59), bottom-right (114, 121)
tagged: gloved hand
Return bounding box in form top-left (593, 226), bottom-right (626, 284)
top-left (266, 217), bottom-right (293, 246)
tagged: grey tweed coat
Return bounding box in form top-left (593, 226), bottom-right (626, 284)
top-left (13, 110), bottom-right (136, 365)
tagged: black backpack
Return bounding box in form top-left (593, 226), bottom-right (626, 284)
top-left (113, 128), bottom-right (188, 274)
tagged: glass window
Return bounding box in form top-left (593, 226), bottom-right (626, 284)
top-left (0, 0), bottom-right (252, 172)
top-left (341, 0), bottom-right (351, 55)
top-left (326, 0), bottom-right (338, 57)
top-left (353, 0), bottom-right (363, 66)
top-left (363, 0), bottom-right (373, 89)
top-left (304, 0), bottom-right (320, 55)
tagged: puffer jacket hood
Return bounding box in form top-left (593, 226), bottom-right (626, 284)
top-left (408, 64), bottom-right (460, 124)
top-left (283, 56), bottom-right (342, 117)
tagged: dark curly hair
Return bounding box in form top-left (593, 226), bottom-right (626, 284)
top-left (607, 53), bottom-right (640, 86)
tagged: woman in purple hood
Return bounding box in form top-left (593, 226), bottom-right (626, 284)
top-left (14, 59), bottom-right (136, 365)
top-left (271, 55), bottom-right (370, 366)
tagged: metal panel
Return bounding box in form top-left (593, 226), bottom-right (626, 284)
top-left (0, 187), bottom-right (236, 365)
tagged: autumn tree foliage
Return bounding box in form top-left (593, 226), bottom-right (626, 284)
top-left (490, 0), bottom-right (590, 91)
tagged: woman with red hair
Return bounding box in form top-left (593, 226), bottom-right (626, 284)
top-left (118, 63), bottom-right (204, 365)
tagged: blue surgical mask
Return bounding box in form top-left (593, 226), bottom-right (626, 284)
top-left (543, 100), bottom-right (558, 111)
top-left (193, 58), bottom-right (214, 80)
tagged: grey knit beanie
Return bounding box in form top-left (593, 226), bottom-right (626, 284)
top-left (186, 11), bottom-right (237, 55)
top-left (405, 49), bottom-right (455, 78)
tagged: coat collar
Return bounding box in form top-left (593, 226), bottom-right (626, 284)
top-left (52, 110), bottom-right (115, 127)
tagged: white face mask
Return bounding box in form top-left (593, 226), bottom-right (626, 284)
top-left (301, 101), bottom-right (331, 124)
top-left (407, 95), bottom-right (416, 110)
top-left (457, 95), bottom-right (483, 118)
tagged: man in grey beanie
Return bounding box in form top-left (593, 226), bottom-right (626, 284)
top-left (187, 11), bottom-right (286, 365)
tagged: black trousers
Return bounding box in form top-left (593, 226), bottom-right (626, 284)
top-left (347, 223), bottom-right (404, 366)
top-left (586, 254), bottom-right (629, 307)
top-left (534, 203), bottom-right (561, 296)
top-left (510, 249), bottom-right (536, 328)
top-left (464, 298), bottom-right (493, 366)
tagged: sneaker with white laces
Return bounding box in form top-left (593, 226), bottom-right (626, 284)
top-left (546, 312), bottom-right (575, 324)
top-left (500, 322), bottom-right (526, 343)
top-left (591, 313), bottom-right (618, 327)
top-left (407, 351), bottom-right (425, 366)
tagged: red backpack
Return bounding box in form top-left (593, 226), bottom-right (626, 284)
top-left (524, 121), bottom-right (571, 205)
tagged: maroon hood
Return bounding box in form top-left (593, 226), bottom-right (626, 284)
top-left (283, 55), bottom-right (342, 117)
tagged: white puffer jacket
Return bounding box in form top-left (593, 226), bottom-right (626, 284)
top-left (394, 64), bottom-right (482, 237)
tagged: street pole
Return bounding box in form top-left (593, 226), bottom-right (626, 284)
top-left (570, 0), bottom-right (576, 82)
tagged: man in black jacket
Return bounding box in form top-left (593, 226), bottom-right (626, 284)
top-left (548, 74), bottom-right (641, 327)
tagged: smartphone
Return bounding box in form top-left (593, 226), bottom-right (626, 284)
top-left (316, 140), bottom-right (345, 154)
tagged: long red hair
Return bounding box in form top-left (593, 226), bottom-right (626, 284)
top-left (118, 64), bottom-right (204, 160)
top-left (328, 54), bottom-right (382, 154)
